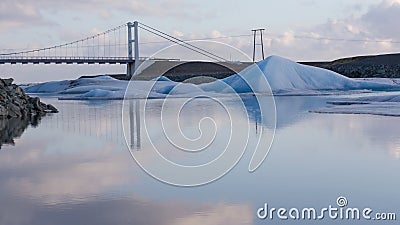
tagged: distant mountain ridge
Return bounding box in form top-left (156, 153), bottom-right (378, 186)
top-left (300, 53), bottom-right (400, 78)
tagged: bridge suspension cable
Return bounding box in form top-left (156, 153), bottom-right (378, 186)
top-left (0, 20), bottom-right (235, 71)
top-left (140, 34), bottom-right (253, 45)
top-left (0, 24), bottom-right (128, 61)
top-left (138, 22), bottom-right (228, 62)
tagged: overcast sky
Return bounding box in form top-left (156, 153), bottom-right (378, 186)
top-left (1, 0), bottom-right (399, 82)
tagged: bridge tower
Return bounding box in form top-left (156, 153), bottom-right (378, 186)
top-left (252, 28), bottom-right (265, 62)
top-left (127, 21), bottom-right (140, 79)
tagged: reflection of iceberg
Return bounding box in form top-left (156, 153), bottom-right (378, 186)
top-left (313, 92), bottom-right (400, 117)
top-left (242, 95), bottom-right (328, 129)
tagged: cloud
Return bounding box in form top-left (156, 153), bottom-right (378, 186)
top-left (172, 203), bottom-right (253, 225)
top-left (0, 127), bottom-right (253, 224)
top-left (263, 0), bottom-right (400, 61)
top-left (2, 0), bottom-right (400, 83)
top-left (0, 132), bottom-right (135, 203)
top-left (137, 0), bottom-right (400, 62)
top-left (0, 1), bottom-right (46, 31)
top-left (361, 0), bottom-right (400, 38)
top-left (273, 31), bottom-right (296, 47)
top-left (0, 0), bottom-right (196, 32)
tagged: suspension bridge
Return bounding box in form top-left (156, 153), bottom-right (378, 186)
top-left (0, 21), bottom-right (237, 79)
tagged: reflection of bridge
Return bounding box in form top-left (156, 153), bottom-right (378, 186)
top-left (0, 21), bottom-right (243, 79)
top-left (39, 100), bottom-right (141, 150)
top-left (37, 101), bottom-right (122, 146)
top-left (37, 99), bottom-right (263, 151)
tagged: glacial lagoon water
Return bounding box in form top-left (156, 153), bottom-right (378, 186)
top-left (0, 95), bottom-right (399, 225)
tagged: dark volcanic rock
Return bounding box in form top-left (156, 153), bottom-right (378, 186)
top-left (2, 78), bottom-right (14, 86)
top-left (300, 53), bottom-right (400, 78)
top-left (0, 77), bottom-right (58, 118)
top-left (46, 104), bottom-right (58, 113)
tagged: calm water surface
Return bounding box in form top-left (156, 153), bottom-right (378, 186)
top-left (0, 95), bottom-right (399, 225)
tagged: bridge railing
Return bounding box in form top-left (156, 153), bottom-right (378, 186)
top-left (0, 56), bottom-right (132, 60)
top-left (0, 55), bottom-right (181, 64)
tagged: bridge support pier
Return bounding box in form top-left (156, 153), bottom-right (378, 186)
top-left (127, 62), bottom-right (134, 80)
top-left (127, 21), bottom-right (139, 80)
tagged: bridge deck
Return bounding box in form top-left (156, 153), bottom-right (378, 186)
top-left (0, 57), bottom-right (134, 65)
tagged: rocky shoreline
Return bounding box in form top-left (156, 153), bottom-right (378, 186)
top-left (0, 78), bottom-right (58, 119)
